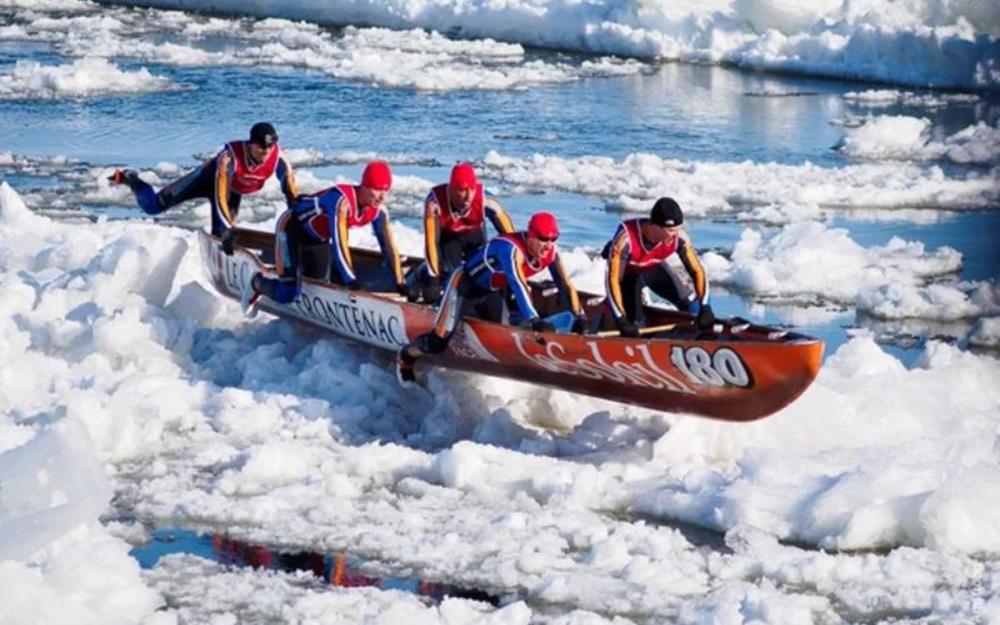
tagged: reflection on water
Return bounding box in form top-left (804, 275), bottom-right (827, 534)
top-left (132, 529), bottom-right (500, 605)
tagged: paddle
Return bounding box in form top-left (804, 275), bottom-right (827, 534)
top-left (593, 317), bottom-right (753, 338)
top-left (594, 321), bottom-right (686, 338)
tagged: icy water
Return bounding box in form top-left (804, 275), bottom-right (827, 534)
top-left (131, 530), bottom-right (503, 605)
top-left (4, 50), bottom-right (998, 359)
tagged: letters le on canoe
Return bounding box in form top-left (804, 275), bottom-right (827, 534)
top-left (199, 229), bottom-right (823, 422)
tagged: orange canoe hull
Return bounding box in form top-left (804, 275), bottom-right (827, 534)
top-left (200, 231), bottom-right (823, 421)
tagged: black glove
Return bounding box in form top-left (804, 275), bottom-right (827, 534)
top-left (520, 318), bottom-right (554, 333)
top-left (396, 283), bottom-right (411, 297)
top-left (571, 316), bottom-right (590, 334)
top-left (346, 280), bottom-right (364, 291)
top-left (696, 304), bottom-right (716, 330)
top-left (618, 320), bottom-right (640, 338)
top-left (422, 280), bottom-right (442, 305)
top-left (403, 283), bottom-right (422, 302)
top-left (532, 319), bottom-right (555, 333)
top-left (220, 229), bottom-right (237, 256)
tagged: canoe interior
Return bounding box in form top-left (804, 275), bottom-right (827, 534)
top-left (231, 228), bottom-right (813, 345)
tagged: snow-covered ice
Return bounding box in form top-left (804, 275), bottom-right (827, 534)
top-left (95, 0), bottom-right (1000, 90)
top-left (2, 176), bottom-right (999, 623)
top-left (1, 0), bottom-right (998, 622)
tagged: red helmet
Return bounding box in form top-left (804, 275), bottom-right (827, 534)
top-left (361, 160), bottom-right (392, 191)
top-left (449, 162), bottom-right (478, 190)
top-left (527, 212), bottom-right (559, 240)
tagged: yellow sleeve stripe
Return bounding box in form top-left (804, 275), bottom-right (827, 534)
top-left (433, 269), bottom-right (465, 337)
top-left (681, 240), bottom-right (707, 300)
top-left (486, 198), bottom-right (515, 234)
top-left (424, 201), bottom-right (440, 277)
top-left (513, 248), bottom-right (530, 289)
top-left (607, 234), bottom-right (629, 317)
top-left (216, 151), bottom-right (233, 226)
top-left (337, 197), bottom-right (353, 270)
top-left (275, 211), bottom-right (294, 275)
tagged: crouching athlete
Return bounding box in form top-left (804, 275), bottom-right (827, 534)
top-left (408, 161), bottom-right (514, 303)
top-left (604, 197), bottom-right (714, 337)
top-left (396, 211), bottom-right (586, 384)
top-left (241, 160), bottom-right (405, 317)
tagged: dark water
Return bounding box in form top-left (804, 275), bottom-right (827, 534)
top-left (131, 529), bottom-right (501, 605)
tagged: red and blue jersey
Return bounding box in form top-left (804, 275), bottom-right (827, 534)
top-left (463, 233), bottom-right (581, 322)
top-left (214, 140), bottom-right (297, 229)
top-left (289, 183), bottom-right (403, 285)
top-left (604, 218), bottom-right (709, 321)
top-left (423, 184), bottom-right (514, 277)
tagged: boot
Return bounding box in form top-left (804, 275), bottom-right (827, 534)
top-left (240, 274), bottom-right (262, 319)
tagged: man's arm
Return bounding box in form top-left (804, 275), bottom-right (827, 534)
top-left (373, 209), bottom-right (405, 288)
top-left (423, 193), bottom-right (443, 277)
top-left (548, 253), bottom-right (583, 317)
top-left (677, 235), bottom-right (709, 305)
top-left (214, 149), bottom-right (236, 230)
top-left (484, 193), bottom-right (515, 235)
top-left (496, 243), bottom-right (540, 321)
top-left (604, 228), bottom-right (631, 323)
top-left (329, 195), bottom-right (357, 284)
top-left (275, 155), bottom-right (299, 204)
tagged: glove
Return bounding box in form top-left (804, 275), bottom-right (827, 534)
top-left (520, 318), bottom-right (554, 333)
top-left (346, 280), bottom-right (364, 291)
top-left (396, 283), bottom-right (411, 297)
top-left (571, 315), bottom-right (590, 334)
top-left (220, 229), bottom-right (237, 256)
top-left (532, 319), bottom-right (555, 334)
top-left (618, 320), bottom-right (640, 338)
top-left (422, 279), bottom-right (442, 305)
top-left (403, 283), bottom-right (422, 302)
top-left (696, 304), bottom-right (716, 330)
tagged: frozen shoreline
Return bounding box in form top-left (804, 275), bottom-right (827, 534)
top-left (94, 0), bottom-right (1000, 90)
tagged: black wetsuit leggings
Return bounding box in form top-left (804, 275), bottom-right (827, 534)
top-left (133, 160), bottom-right (241, 236)
top-left (255, 215), bottom-right (331, 303)
top-left (414, 230), bottom-right (487, 289)
top-left (435, 231), bottom-right (486, 280)
top-left (619, 265), bottom-right (690, 323)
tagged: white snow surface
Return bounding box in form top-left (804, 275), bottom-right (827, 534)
top-left (2, 180), bottom-right (1000, 623)
top-left (843, 89), bottom-right (981, 108)
top-left (477, 150), bottom-right (1000, 220)
top-left (838, 116), bottom-right (1000, 165)
top-left (82, 0), bottom-right (1000, 90)
top-left (0, 57), bottom-right (178, 99)
top-left (0, 2), bottom-right (646, 92)
top-left (701, 221), bottom-right (1000, 320)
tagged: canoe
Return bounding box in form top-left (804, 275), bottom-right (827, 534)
top-left (199, 229), bottom-right (823, 422)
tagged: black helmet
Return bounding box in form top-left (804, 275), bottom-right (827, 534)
top-left (650, 197), bottom-right (683, 227)
top-left (249, 122), bottom-right (278, 148)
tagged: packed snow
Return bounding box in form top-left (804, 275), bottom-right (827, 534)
top-left (0, 3), bottom-right (647, 92)
top-left (478, 151), bottom-right (1000, 220)
top-left (837, 116), bottom-right (1000, 165)
top-left (2, 168), bottom-right (999, 622)
top-left (91, 0), bottom-right (1000, 90)
top-left (0, 57), bottom-right (178, 99)
top-left (2, 0), bottom-right (999, 623)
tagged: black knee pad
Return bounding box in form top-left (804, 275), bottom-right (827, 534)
top-left (422, 281), bottom-right (442, 305)
top-left (418, 332), bottom-right (449, 354)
